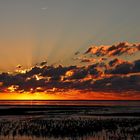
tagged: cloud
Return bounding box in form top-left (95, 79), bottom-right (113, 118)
top-left (108, 58), bottom-right (124, 67)
top-left (106, 61), bottom-right (133, 74)
top-left (106, 59), bottom-right (140, 75)
top-left (74, 51), bottom-right (80, 55)
top-left (133, 59), bottom-right (140, 72)
top-left (68, 68), bottom-right (88, 80)
top-left (84, 42), bottom-right (140, 57)
top-left (40, 61), bottom-right (47, 66)
top-left (16, 65), bottom-right (22, 69)
top-left (74, 56), bottom-right (106, 63)
top-left (0, 62), bottom-right (104, 93)
top-left (78, 57), bottom-right (96, 63)
top-left (92, 74), bottom-right (140, 92)
top-left (0, 42), bottom-right (140, 99)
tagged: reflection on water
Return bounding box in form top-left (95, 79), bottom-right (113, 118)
top-left (0, 100), bottom-right (140, 106)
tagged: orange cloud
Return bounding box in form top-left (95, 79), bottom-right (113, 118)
top-left (85, 42), bottom-right (140, 57)
top-left (0, 42), bottom-right (140, 100)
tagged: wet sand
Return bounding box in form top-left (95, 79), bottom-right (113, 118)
top-left (0, 105), bottom-right (140, 118)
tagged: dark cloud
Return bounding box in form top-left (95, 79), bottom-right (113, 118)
top-left (133, 59), bottom-right (140, 72)
top-left (68, 68), bottom-right (88, 80)
top-left (87, 64), bottom-right (103, 78)
top-left (74, 51), bottom-right (80, 55)
top-left (106, 62), bottom-right (133, 74)
top-left (92, 75), bottom-right (140, 92)
top-left (0, 62), bottom-right (140, 94)
top-left (108, 58), bottom-right (124, 67)
top-left (41, 65), bottom-right (77, 77)
top-left (0, 42), bottom-right (140, 97)
top-left (106, 59), bottom-right (140, 75)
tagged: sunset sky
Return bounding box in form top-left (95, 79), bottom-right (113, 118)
top-left (0, 0), bottom-right (140, 100)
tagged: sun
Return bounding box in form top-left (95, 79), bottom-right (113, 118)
top-left (0, 92), bottom-right (47, 100)
top-left (0, 92), bottom-right (68, 100)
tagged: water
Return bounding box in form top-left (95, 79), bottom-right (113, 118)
top-left (0, 100), bottom-right (139, 106)
top-left (0, 100), bottom-right (139, 140)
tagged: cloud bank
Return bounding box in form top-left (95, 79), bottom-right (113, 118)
top-left (0, 42), bottom-right (140, 99)
top-left (84, 42), bottom-right (140, 57)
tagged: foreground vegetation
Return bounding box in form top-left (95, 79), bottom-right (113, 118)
top-left (0, 117), bottom-right (140, 140)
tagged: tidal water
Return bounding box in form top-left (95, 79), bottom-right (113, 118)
top-left (0, 100), bottom-right (139, 140)
top-left (0, 100), bottom-right (139, 106)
